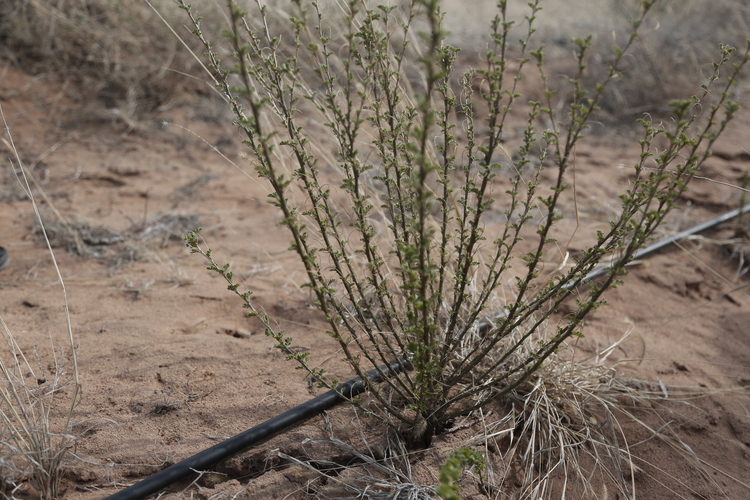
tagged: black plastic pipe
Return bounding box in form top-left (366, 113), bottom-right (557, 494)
top-left (105, 358), bottom-right (406, 500)
top-left (106, 203), bottom-right (749, 499)
top-left (573, 202), bottom-right (750, 286)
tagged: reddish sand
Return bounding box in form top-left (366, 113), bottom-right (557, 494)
top-left (1, 65), bottom-right (749, 499)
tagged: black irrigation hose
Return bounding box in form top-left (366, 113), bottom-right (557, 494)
top-left (107, 203), bottom-right (749, 500)
top-left (106, 359), bottom-right (407, 500)
top-left (573, 202), bottom-right (750, 287)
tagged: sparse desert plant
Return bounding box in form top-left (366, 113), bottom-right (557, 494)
top-left (0, 319), bottom-right (77, 499)
top-left (0, 107), bottom-right (80, 499)
top-left (180, 0), bottom-right (747, 454)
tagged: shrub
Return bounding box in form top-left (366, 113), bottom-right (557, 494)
top-left (436, 447), bottom-right (485, 500)
top-left (181, 0), bottom-right (748, 448)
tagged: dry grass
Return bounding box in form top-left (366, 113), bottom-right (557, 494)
top-left (278, 413), bottom-right (436, 500)
top-left (3, 0), bottom-right (749, 125)
top-left (0, 162), bottom-right (30, 203)
top-left (0, 0), bottom-right (227, 115)
top-left (586, 0), bottom-right (750, 124)
top-left (30, 210), bottom-right (213, 267)
top-left (0, 318), bottom-right (77, 499)
top-left (0, 104), bottom-right (80, 499)
top-left (441, 0), bottom-right (750, 126)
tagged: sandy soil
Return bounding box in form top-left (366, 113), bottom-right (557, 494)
top-left (1, 63), bottom-right (749, 499)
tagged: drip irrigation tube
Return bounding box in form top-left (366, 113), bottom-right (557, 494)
top-left (106, 203), bottom-right (749, 499)
top-left (572, 203), bottom-right (750, 287)
top-left (106, 359), bottom-right (406, 500)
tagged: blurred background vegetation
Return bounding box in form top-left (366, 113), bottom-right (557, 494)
top-left (1, 0), bottom-right (749, 127)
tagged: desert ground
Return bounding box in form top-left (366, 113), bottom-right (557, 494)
top-left (1, 1), bottom-right (750, 499)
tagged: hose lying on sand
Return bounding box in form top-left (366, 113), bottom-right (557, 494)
top-left (106, 358), bottom-right (407, 500)
top-left (106, 203), bottom-right (750, 500)
top-left (577, 203), bottom-right (750, 284)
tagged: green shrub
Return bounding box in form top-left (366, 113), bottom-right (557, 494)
top-left (436, 447), bottom-right (485, 500)
top-left (182, 0), bottom-right (748, 448)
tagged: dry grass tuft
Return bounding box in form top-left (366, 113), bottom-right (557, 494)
top-left (0, 103), bottom-right (80, 499)
top-left (31, 210), bottom-right (211, 267)
top-left (0, 318), bottom-right (77, 499)
top-left (426, 314), bottom-right (638, 499)
top-left (0, 163), bottom-right (31, 203)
